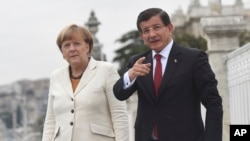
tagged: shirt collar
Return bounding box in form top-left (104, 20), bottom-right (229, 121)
top-left (152, 39), bottom-right (173, 59)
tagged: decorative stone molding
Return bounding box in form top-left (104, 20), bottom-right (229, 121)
top-left (226, 43), bottom-right (250, 124)
top-left (200, 15), bottom-right (246, 141)
top-left (200, 16), bottom-right (245, 37)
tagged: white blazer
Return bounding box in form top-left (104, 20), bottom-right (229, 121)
top-left (42, 57), bottom-right (129, 141)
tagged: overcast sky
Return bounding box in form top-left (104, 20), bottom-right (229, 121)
top-left (0, 0), bottom-right (247, 85)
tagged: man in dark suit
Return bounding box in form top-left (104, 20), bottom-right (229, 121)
top-left (113, 8), bottom-right (223, 141)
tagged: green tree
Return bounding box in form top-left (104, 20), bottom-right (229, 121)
top-left (173, 33), bottom-right (207, 51)
top-left (239, 31), bottom-right (250, 46)
top-left (113, 30), bottom-right (148, 74)
top-left (113, 30), bottom-right (207, 74)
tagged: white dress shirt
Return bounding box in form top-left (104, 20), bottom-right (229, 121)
top-left (123, 39), bottom-right (173, 89)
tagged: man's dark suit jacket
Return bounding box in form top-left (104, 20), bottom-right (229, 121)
top-left (113, 42), bottom-right (223, 141)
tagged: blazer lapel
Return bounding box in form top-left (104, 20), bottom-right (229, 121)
top-left (59, 67), bottom-right (74, 97)
top-left (158, 44), bottom-right (182, 98)
top-left (74, 57), bottom-right (97, 95)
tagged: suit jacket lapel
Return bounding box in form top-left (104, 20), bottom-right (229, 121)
top-left (59, 67), bottom-right (74, 97)
top-left (140, 53), bottom-right (156, 102)
top-left (158, 44), bottom-right (182, 98)
top-left (74, 57), bottom-right (97, 95)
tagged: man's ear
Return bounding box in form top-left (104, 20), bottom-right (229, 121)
top-left (168, 23), bottom-right (174, 32)
top-left (139, 32), bottom-right (143, 39)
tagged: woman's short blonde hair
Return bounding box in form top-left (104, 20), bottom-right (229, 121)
top-left (56, 24), bottom-right (93, 53)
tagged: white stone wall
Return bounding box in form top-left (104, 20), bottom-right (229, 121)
top-left (226, 43), bottom-right (250, 124)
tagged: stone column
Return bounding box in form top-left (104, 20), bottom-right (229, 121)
top-left (85, 11), bottom-right (105, 61)
top-left (200, 16), bottom-right (245, 141)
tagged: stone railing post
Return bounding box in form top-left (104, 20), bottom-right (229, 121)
top-left (200, 16), bottom-right (245, 141)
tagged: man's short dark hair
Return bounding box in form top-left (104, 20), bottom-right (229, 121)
top-left (136, 8), bottom-right (171, 32)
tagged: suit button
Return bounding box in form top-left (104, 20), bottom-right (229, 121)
top-left (71, 98), bottom-right (74, 101)
top-left (70, 122), bottom-right (73, 126)
top-left (71, 109), bottom-right (74, 113)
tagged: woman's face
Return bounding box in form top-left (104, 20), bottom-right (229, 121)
top-left (61, 33), bottom-right (89, 66)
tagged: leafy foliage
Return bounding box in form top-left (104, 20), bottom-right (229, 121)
top-left (113, 30), bottom-right (148, 74)
top-left (113, 30), bottom-right (208, 74)
top-left (239, 31), bottom-right (250, 46)
top-left (173, 33), bottom-right (207, 51)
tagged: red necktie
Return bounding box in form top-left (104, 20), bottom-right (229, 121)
top-left (153, 54), bottom-right (162, 139)
top-left (154, 54), bottom-right (162, 96)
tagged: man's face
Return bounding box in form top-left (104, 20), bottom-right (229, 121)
top-left (139, 15), bottom-right (173, 53)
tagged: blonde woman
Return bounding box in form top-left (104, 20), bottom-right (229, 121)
top-left (42, 24), bottom-right (129, 141)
